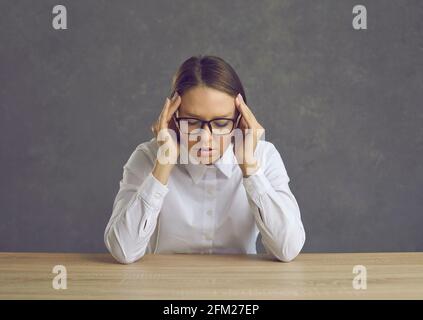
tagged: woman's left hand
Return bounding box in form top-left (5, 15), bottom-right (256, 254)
top-left (233, 93), bottom-right (265, 177)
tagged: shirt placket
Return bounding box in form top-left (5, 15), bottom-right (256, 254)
top-left (202, 167), bottom-right (217, 254)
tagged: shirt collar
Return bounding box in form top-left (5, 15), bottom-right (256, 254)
top-left (179, 142), bottom-right (236, 184)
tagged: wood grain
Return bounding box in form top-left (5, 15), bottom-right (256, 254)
top-left (0, 252), bottom-right (422, 299)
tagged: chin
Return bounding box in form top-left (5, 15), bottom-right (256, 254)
top-left (200, 155), bottom-right (219, 165)
top-left (190, 148), bottom-right (222, 165)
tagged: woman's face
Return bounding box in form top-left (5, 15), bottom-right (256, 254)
top-left (177, 86), bottom-right (239, 165)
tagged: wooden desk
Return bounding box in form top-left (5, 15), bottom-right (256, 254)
top-left (0, 252), bottom-right (422, 299)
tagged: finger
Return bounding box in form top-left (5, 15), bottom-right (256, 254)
top-left (159, 97), bottom-right (171, 129)
top-left (151, 121), bottom-right (156, 135)
top-left (235, 95), bottom-right (253, 128)
top-left (161, 93), bottom-right (180, 128)
top-left (240, 116), bottom-right (248, 129)
top-left (234, 94), bottom-right (245, 116)
top-left (166, 93), bottom-right (181, 123)
top-left (152, 119), bottom-right (160, 135)
top-left (159, 96), bottom-right (171, 117)
top-left (237, 94), bottom-right (256, 122)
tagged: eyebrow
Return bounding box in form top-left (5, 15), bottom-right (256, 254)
top-left (181, 111), bottom-right (235, 118)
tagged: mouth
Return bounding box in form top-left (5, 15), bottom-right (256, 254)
top-left (197, 147), bottom-right (216, 157)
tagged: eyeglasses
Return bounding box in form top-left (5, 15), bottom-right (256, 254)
top-left (173, 112), bottom-right (240, 136)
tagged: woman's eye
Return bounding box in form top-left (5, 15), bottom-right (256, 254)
top-left (213, 120), bottom-right (230, 127)
top-left (187, 119), bottom-right (201, 125)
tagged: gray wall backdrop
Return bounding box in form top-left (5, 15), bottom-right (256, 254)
top-left (1, 0), bottom-right (422, 254)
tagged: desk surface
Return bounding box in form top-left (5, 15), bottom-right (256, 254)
top-left (1, 252), bottom-right (422, 299)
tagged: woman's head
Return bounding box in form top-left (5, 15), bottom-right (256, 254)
top-left (170, 55), bottom-right (246, 165)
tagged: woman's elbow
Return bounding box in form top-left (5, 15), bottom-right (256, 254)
top-left (107, 244), bottom-right (144, 265)
top-left (104, 229), bottom-right (144, 264)
top-left (113, 253), bottom-right (140, 265)
top-left (276, 249), bottom-right (300, 262)
top-left (275, 230), bottom-right (306, 263)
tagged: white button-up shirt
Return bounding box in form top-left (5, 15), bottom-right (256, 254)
top-left (104, 137), bottom-right (306, 264)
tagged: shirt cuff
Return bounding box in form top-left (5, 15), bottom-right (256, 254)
top-left (242, 165), bottom-right (273, 204)
top-left (136, 171), bottom-right (169, 210)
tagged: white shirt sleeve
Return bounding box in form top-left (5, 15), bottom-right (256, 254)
top-left (104, 147), bottom-right (169, 264)
top-left (242, 142), bottom-right (306, 262)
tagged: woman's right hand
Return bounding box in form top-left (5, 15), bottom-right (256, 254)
top-left (151, 92), bottom-right (181, 177)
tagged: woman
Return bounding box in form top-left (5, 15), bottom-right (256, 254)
top-left (104, 55), bottom-right (306, 264)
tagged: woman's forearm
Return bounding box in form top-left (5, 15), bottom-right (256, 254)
top-left (152, 160), bottom-right (174, 185)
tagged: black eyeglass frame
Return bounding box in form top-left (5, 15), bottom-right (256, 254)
top-left (172, 111), bottom-right (242, 136)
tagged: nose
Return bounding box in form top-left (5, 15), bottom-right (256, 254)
top-left (199, 122), bottom-right (213, 140)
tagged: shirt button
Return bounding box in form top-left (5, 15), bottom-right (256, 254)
top-left (207, 187), bottom-right (214, 195)
top-left (154, 193), bottom-right (161, 198)
top-left (206, 209), bottom-right (213, 216)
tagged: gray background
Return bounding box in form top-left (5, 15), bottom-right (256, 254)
top-left (1, 0), bottom-right (422, 254)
